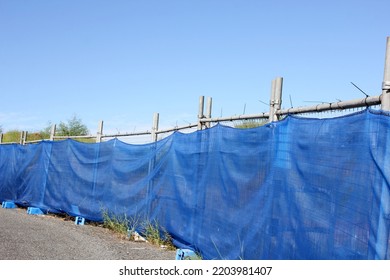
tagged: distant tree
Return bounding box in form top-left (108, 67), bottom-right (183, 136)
top-left (56, 115), bottom-right (89, 136)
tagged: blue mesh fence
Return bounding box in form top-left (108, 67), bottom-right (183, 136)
top-left (0, 109), bottom-right (389, 259)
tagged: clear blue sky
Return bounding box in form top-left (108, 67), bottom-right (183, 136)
top-left (0, 0), bottom-right (389, 136)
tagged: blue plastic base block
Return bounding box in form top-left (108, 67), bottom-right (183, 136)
top-left (75, 216), bottom-right (85, 225)
top-left (70, 205), bottom-right (81, 216)
top-left (27, 207), bottom-right (45, 215)
top-left (175, 249), bottom-right (200, 260)
top-left (2, 201), bottom-right (17, 209)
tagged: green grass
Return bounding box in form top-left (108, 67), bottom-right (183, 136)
top-left (101, 210), bottom-right (175, 250)
top-left (102, 210), bottom-right (129, 236)
top-left (141, 219), bottom-right (175, 250)
top-left (233, 119), bottom-right (267, 129)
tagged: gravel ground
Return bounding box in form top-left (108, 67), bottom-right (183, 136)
top-left (0, 207), bottom-right (176, 260)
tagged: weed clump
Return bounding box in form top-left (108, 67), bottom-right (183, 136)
top-left (101, 210), bottom-right (175, 250)
top-left (102, 210), bottom-right (129, 236)
top-left (141, 219), bottom-right (175, 250)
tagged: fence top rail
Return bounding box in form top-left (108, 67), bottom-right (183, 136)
top-left (0, 141), bottom-right (19, 145)
top-left (199, 96), bottom-right (381, 124)
top-left (277, 95), bottom-right (381, 116)
top-left (53, 135), bottom-right (96, 139)
top-left (102, 130), bottom-right (151, 138)
top-left (25, 140), bottom-right (44, 144)
top-left (156, 123), bottom-right (198, 134)
top-left (200, 112), bottom-right (270, 123)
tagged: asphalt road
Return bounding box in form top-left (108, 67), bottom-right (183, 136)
top-left (0, 207), bottom-right (176, 260)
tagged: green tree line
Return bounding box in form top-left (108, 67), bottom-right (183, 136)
top-left (0, 115), bottom-right (89, 143)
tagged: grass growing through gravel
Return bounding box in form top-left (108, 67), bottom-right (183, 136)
top-left (102, 210), bottom-right (129, 236)
top-left (102, 210), bottom-right (175, 250)
top-left (141, 219), bottom-right (175, 250)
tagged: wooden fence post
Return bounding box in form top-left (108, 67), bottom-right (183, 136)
top-left (197, 96), bottom-right (205, 130)
top-left (96, 120), bottom-right (104, 143)
top-left (152, 113), bottom-right (159, 142)
top-left (381, 37), bottom-right (390, 111)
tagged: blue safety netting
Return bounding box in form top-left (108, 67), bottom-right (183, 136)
top-left (0, 108), bottom-right (389, 259)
